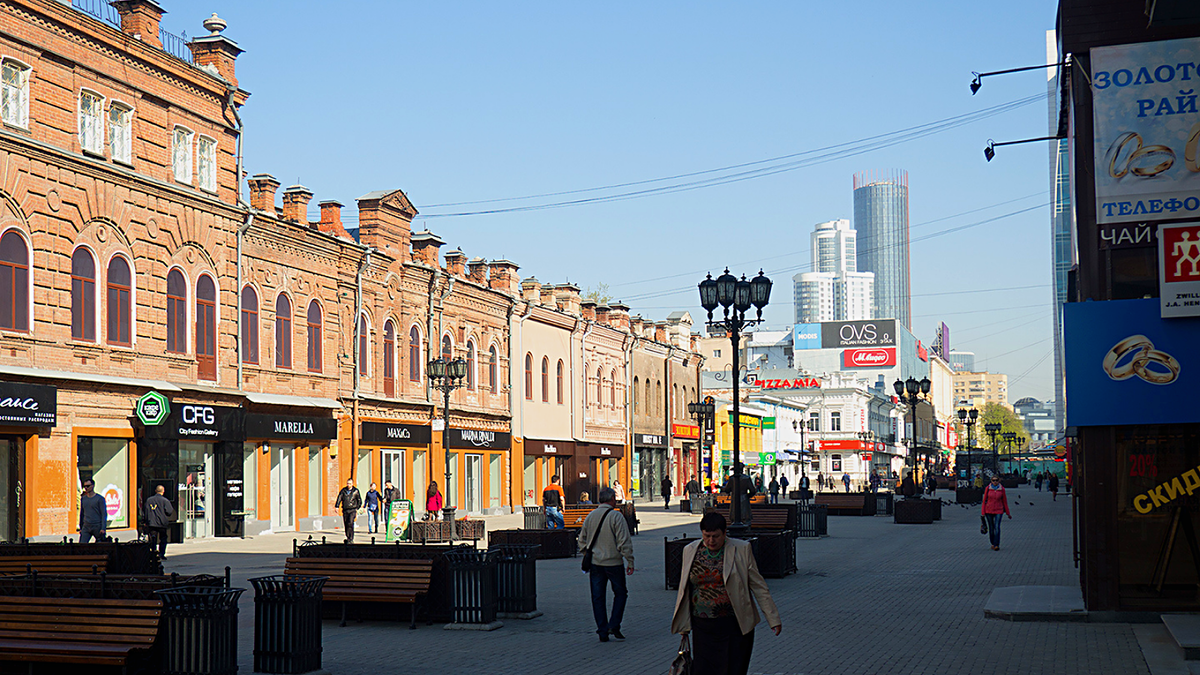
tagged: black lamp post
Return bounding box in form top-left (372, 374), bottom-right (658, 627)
top-left (984, 422), bottom-right (1002, 476)
top-left (699, 269), bottom-right (771, 536)
top-left (956, 407), bottom-right (979, 488)
top-left (428, 355), bottom-right (468, 525)
top-left (893, 376), bottom-right (931, 498)
top-left (687, 396), bottom-right (716, 491)
top-left (1002, 431), bottom-right (1016, 475)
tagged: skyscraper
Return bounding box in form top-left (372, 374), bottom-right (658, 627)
top-left (853, 171), bottom-right (910, 328)
top-left (793, 219), bottom-right (874, 323)
top-left (1047, 30), bottom-right (1073, 436)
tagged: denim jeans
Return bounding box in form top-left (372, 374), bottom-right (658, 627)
top-left (80, 526), bottom-right (105, 544)
top-left (545, 506), bottom-right (564, 529)
top-left (589, 564), bottom-right (627, 635)
top-left (367, 508), bottom-right (379, 533)
top-left (986, 513), bottom-right (1004, 547)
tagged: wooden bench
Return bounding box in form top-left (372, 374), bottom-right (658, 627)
top-left (814, 492), bottom-right (874, 516)
top-left (0, 555), bottom-right (108, 576)
top-left (285, 557), bottom-right (433, 628)
top-left (0, 595), bottom-right (161, 669)
top-left (710, 508), bottom-right (790, 532)
top-left (562, 505), bottom-right (598, 531)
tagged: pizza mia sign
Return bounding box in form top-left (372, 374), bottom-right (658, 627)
top-left (753, 377), bottom-right (821, 390)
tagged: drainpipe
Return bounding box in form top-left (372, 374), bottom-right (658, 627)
top-left (425, 269), bottom-right (442, 406)
top-left (513, 300), bottom-right (531, 507)
top-left (622, 332), bottom-right (634, 489)
top-left (351, 247), bottom-right (373, 483)
top-left (576, 320), bottom-right (595, 442)
top-left (226, 83), bottom-right (251, 391)
top-left (567, 316), bottom-right (580, 443)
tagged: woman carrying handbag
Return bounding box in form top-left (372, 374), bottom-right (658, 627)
top-left (670, 511), bottom-right (782, 675)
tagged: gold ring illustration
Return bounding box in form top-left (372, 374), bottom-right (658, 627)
top-left (1186, 122), bottom-right (1200, 172)
top-left (1103, 335), bottom-right (1153, 380)
top-left (1107, 132), bottom-right (1142, 178)
top-left (1129, 145), bottom-right (1176, 177)
top-left (1133, 349), bottom-right (1181, 385)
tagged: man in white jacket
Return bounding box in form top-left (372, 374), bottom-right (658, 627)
top-left (577, 487), bottom-right (635, 642)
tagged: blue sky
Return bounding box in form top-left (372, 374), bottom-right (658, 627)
top-left (170, 1), bottom-right (1061, 402)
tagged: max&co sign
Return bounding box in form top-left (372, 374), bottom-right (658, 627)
top-left (448, 429), bottom-right (512, 449)
top-left (360, 422), bottom-right (432, 445)
top-left (843, 348), bottom-right (897, 368)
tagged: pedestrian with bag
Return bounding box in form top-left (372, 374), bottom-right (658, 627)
top-left (144, 484), bottom-right (175, 558)
top-left (982, 474), bottom-right (1011, 550)
top-left (671, 511), bottom-right (782, 675)
top-left (78, 478), bottom-right (107, 544)
top-left (335, 479), bottom-right (362, 543)
top-left (577, 487), bottom-right (634, 642)
top-left (842, 472), bottom-right (851, 493)
top-left (365, 482), bottom-right (382, 535)
top-left (425, 481), bottom-right (443, 521)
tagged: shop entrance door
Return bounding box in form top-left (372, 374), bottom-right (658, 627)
top-left (270, 444), bottom-right (295, 531)
top-left (382, 450), bottom-right (405, 499)
top-left (0, 437), bottom-right (23, 543)
top-left (465, 454), bottom-right (482, 514)
top-left (179, 442), bottom-right (214, 539)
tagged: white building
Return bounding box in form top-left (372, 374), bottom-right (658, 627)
top-left (794, 219), bottom-right (875, 323)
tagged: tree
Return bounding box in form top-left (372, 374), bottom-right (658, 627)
top-left (584, 282), bottom-right (613, 304)
top-left (978, 402), bottom-right (1029, 452)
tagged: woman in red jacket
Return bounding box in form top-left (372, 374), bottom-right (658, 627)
top-left (981, 474), bottom-right (1011, 550)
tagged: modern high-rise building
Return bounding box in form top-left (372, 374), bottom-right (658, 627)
top-left (948, 350), bottom-right (977, 373)
top-left (1047, 30), bottom-right (1073, 436)
top-left (793, 219), bottom-right (874, 323)
top-left (853, 171), bottom-right (911, 329)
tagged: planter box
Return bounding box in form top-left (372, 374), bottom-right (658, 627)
top-left (893, 498), bottom-right (935, 524)
top-left (797, 504), bottom-right (828, 537)
top-left (411, 521), bottom-right (454, 543)
top-left (456, 520), bottom-right (485, 541)
top-left (753, 530), bottom-right (797, 578)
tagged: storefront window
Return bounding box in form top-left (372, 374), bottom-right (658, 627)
top-left (413, 450), bottom-right (426, 513)
top-left (77, 437), bottom-right (129, 530)
top-left (356, 447), bottom-right (371, 488)
top-left (242, 442), bottom-right (257, 521)
top-left (523, 456), bottom-right (536, 506)
top-left (447, 453), bottom-right (458, 511)
top-left (309, 445), bottom-right (323, 517)
top-left (489, 453), bottom-right (502, 511)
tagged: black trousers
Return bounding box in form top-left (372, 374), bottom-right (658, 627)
top-left (692, 615), bottom-right (754, 675)
top-left (343, 509), bottom-right (357, 542)
top-left (147, 526), bottom-right (169, 557)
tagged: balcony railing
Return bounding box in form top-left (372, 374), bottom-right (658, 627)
top-left (71, 0), bottom-right (194, 64)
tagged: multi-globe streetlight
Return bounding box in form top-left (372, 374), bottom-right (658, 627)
top-left (428, 355), bottom-right (468, 527)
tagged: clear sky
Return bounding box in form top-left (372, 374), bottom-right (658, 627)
top-left (169, 1), bottom-right (1061, 403)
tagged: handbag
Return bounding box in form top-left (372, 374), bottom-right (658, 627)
top-left (980, 515), bottom-right (989, 535)
top-left (669, 634), bottom-right (692, 675)
top-left (580, 508), bottom-right (613, 572)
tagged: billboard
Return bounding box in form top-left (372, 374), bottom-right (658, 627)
top-left (793, 323), bottom-right (821, 350)
top-left (1064, 298), bottom-right (1200, 426)
top-left (843, 348), bottom-right (897, 368)
top-left (1092, 37), bottom-right (1200, 224)
top-left (1159, 221), bottom-right (1200, 317)
top-left (820, 319), bottom-right (897, 348)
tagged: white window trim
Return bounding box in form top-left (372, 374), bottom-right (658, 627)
top-left (1, 57), bottom-right (31, 130)
top-left (172, 125), bottom-right (194, 185)
top-left (104, 251), bottom-right (138, 348)
top-left (78, 88), bottom-right (105, 156)
top-left (108, 100), bottom-right (134, 165)
top-left (197, 134), bottom-right (217, 193)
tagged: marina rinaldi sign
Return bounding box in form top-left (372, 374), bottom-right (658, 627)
top-left (136, 391), bottom-right (170, 426)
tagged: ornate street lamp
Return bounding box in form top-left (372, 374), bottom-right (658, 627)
top-left (429, 355), bottom-right (468, 527)
top-left (893, 376), bottom-right (932, 498)
top-left (984, 422), bottom-right (1002, 476)
top-left (687, 396), bottom-right (716, 492)
top-left (698, 269), bottom-right (771, 536)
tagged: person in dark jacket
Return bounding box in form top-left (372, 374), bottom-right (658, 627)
top-left (1049, 473), bottom-right (1060, 501)
top-left (365, 482), bottom-right (382, 534)
top-left (382, 480), bottom-right (401, 525)
top-left (661, 475), bottom-right (673, 510)
top-left (78, 478), bottom-right (107, 543)
top-left (768, 478), bottom-right (780, 504)
top-left (335, 479), bottom-right (363, 543)
top-left (900, 472), bottom-right (917, 498)
top-left (145, 484), bottom-right (175, 558)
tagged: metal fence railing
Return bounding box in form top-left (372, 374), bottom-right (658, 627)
top-left (70, 0), bottom-right (194, 64)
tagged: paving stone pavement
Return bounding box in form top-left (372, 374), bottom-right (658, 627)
top-left (164, 494), bottom-right (1151, 675)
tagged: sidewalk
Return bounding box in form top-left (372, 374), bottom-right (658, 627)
top-left (164, 495), bottom-right (1150, 675)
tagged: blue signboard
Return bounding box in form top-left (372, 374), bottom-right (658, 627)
top-left (1064, 298), bottom-right (1200, 426)
top-left (793, 323), bottom-right (821, 350)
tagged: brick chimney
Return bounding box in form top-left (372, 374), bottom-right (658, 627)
top-left (317, 200), bottom-right (352, 239)
top-left (444, 249), bottom-right (466, 277)
top-left (630, 315), bottom-right (644, 337)
top-left (608, 302), bottom-right (631, 331)
top-left (187, 13), bottom-right (243, 87)
top-left (654, 323), bottom-right (668, 343)
top-left (521, 278), bottom-right (542, 305)
top-left (248, 173), bottom-right (279, 212)
top-left (580, 300), bottom-right (597, 322)
top-left (281, 185), bottom-right (313, 224)
top-left (540, 286), bottom-right (556, 307)
top-left (111, 0), bottom-right (165, 49)
top-left (356, 189), bottom-right (417, 258)
top-left (488, 260), bottom-right (521, 295)
top-left (690, 334), bottom-right (700, 352)
top-left (467, 257), bottom-right (488, 285)
top-left (553, 284), bottom-right (581, 315)
top-left (410, 231), bottom-right (444, 267)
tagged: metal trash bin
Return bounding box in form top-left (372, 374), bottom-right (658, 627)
top-left (664, 536), bottom-right (698, 590)
top-left (523, 506), bottom-right (546, 530)
top-left (446, 550), bottom-right (498, 625)
top-left (249, 575), bottom-right (327, 674)
top-left (155, 585), bottom-right (245, 675)
top-left (488, 544), bottom-right (539, 616)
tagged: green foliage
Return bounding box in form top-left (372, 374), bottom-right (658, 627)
top-left (978, 402), bottom-right (1029, 453)
top-left (584, 282), bottom-right (613, 304)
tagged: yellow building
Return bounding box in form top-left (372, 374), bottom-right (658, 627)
top-left (713, 403), bottom-right (765, 483)
top-left (952, 371), bottom-right (1010, 410)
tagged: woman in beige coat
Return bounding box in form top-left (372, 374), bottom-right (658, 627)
top-left (671, 511), bottom-right (782, 675)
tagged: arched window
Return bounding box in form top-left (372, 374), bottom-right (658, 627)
top-left (307, 300), bottom-right (322, 372)
top-left (524, 353), bottom-right (533, 401)
top-left (0, 230), bottom-right (28, 331)
top-left (408, 326), bottom-right (421, 382)
top-left (583, 362), bottom-right (589, 408)
top-left (106, 255), bottom-right (132, 346)
top-left (656, 380), bottom-right (662, 416)
top-left (541, 357), bottom-right (549, 402)
top-left (358, 315), bottom-right (369, 377)
top-left (556, 360), bottom-right (564, 405)
top-left (596, 367), bottom-right (603, 406)
top-left (441, 334), bottom-right (452, 361)
top-left (488, 345), bottom-right (498, 391)
top-left (645, 380), bottom-right (652, 415)
top-left (610, 369), bottom-right (617, 407)
top-left (466, 340), bottom-right (476, 390)
top-left (275, 293), bottom-right (292, 368)
top-left (383, 321), bottom-right (395, 397)
top-left (166, 269), bottom-right (186, 353)
top-left (240, 286), bottom-right (258, 364)
top-left (196, 275), bottom-right (216, 380)
top-left (71, 248), bottom-right (96, 340)
top-left (673, 384), bottom-right (679, 419)
top-left (632, 377), bottom-right (639, 414)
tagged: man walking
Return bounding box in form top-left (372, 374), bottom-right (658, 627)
top-left (842, 472), bottom-right (851, 493)
top-left (78, 478), bottom-right (107, 543)
top-left (661, 474), bottom-right (673, 510)
top-left (780, 474), bottom-right (790, 499)
top-left (145, 485), bottom-right (175, 558)
top-left (335, 479), bottom-right (363, 543)
top-left (543, 476), bottom-right (565, 529)
top-left (577, 487), bottom-right (634, 642)
top-left (768, 477), bottom-right (780, 504)
top-left (685, 474), bottom-right (701, 501)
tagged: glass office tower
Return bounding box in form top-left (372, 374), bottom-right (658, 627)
top-left (853, 170), bottom-right (910, 329)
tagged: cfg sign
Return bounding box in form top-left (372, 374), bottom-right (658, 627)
top-left (843, 348), bottom-right (897, 368)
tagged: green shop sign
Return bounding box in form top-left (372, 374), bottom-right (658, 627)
top-left (762, 417), bottom-right (776, 429)
top-left (136, 391), bottom-right (170, 426)
top-left (727, 412), bottom-right (761, 428)
top-left (760, 451), bottom-right (777, 466)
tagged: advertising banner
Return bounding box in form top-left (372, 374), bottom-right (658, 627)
top-left (1159, 221), bottom-right (1200, 317)
top-left (821, 319), bottom-right (897, 348)
top-left (1092, 37), bottom-right (1200, 224)
top-left (385, 499), bottom-right (413, 541)
top-left (0, 382), bottom-right (56, 426)
top-left (843, 347), bottom-right (897, 368)
top-left (1064, 298), bottom-right (1200, 425)
top-left (820, 439), bottom-right (865, 451)
top-left (672, 423), bottom-right (700, 440)
top-left (793, 323), bottom-right (822, 350)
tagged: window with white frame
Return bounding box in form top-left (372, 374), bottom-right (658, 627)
top-left (172, 126), bottom-right (193, 184)
top-left (1, 60), bottom-right (30, 128)
top-left (830, 411), bottom-right (842, 431)
top-left (108, 103), bottom-right (132, 164)
top-left (78, 90), bottom-right (103, 154)
top-left (197, 135), bottom-right (216, 191)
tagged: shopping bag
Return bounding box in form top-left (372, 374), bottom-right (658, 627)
top-left (669, 634), bottom-right (692, 675)
top-left (980, 515), bottom-right (989, 535)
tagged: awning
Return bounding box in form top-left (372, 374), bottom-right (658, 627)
top-left (0, 364), bottom-right (181, 391)
top-left (245, 392), bottom-right (342, 409)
